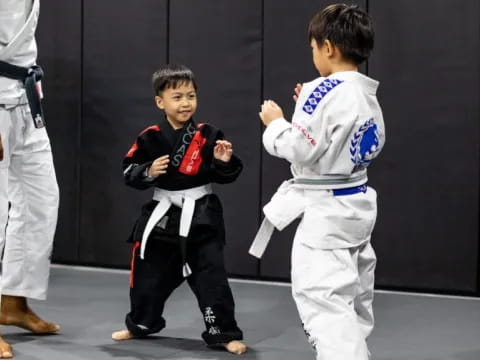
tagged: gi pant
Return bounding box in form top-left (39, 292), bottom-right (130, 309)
top-left (126, 236), bottom-right (243, 345)
top-left (0, 101), bottom-right (59, 300)
top-left (291, 187), bottom-right (377, 360)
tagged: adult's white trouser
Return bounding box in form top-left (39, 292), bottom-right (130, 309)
top-left (0, 100), bottom-right (59, 300)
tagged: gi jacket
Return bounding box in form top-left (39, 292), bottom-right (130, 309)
top-left (123, 117), bottom-right (242, 244)
top-left (0, 0), bottom-right (39, 102)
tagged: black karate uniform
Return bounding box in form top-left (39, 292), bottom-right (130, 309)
top-left (122, 117), bottom-right (243, 345)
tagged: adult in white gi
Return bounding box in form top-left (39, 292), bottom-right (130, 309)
top-left (0, 0), bottom-right (60, 356)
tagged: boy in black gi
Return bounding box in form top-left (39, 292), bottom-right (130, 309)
top-left (112, 64), bottom-right (246, 355)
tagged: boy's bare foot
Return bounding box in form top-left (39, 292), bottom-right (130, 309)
top-left (111, 329), bottom-right (134, 341)
top-left (224, 340), bottom-right (247, 355)
top-left (0, 295), bottom-right (60, 334)
top-left (0, 336), bottom-right (13, 358)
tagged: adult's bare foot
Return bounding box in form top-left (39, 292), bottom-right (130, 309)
top-left (0, 336), bottom-right (13, 358)
top-left (224, 340), bottom-right (247, 355)
top-left (111, 329), bottom-right (134, 341)
top-left (0, 295), bottom-right (60, 334)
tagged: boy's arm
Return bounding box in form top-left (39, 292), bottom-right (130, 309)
top-left (211, 155), bottom-right (243, 184)
top-left (259, 100), bottom-right (331, 166)
top-left (122, 136), bottom-right (156, 190)
top-left (260, 84), bottom-right (357, 167)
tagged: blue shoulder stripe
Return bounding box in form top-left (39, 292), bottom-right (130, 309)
top-left (302, 78), bottom-right (344, 115)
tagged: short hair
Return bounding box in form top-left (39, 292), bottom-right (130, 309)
top-left (308, 3), bottom-right (374, 65)
top-left (152, 64), bottom-right (197, 96)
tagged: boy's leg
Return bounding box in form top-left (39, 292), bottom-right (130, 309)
top-left (186, 240), bottom-right (243, 346)
top-left (125, 240), bottom-right (184, 337)
top-left (291, 233), bottom-right (369, 360)
top-left (354, 240), bottom-right (376, 340)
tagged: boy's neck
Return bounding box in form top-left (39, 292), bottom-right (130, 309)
top-left (325, 61), bottom-right (358, 77)
top-left (165, 116), bottom-right (187, 130)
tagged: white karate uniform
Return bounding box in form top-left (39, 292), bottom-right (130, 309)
top-left (0, 0), bottom-right (59, 300)
top-left (254, 71), bottom-right (385, 359)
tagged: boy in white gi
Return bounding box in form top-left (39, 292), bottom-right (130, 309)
top-left (250, 4), bottom-right (385, 360)
top-left (0, 0), bottom-right (60, 357)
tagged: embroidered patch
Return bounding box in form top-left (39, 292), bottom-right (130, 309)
top-left (302, 78), bottom-right (344, 115)
top-left (350, 118), bottom-right (380, 170)
top-left (208, 326), bottom-right (221, 335)
top-left (204, 307), bottom-right (216, 324)
top-left (292, 122), bottom-right (317, 146)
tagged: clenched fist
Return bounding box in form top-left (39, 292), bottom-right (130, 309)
top-left (148, 154), bottom-right (169, 177)
top-left (259, 100), bottom-right (284, 127)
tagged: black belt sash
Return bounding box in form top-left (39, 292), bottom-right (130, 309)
top-left (0, 60), bottom-right (45, 128)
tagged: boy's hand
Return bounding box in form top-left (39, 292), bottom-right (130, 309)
top-left (214, 140), bottom-right (233, 162)
top-left (293, 83), bottom-right (302, 102)
top-left (259, 100), bottom-right (284, 127)
top-left (148, 155), bottom-right (169, 177)
top-left (0, 134), bottom-right (3, 161)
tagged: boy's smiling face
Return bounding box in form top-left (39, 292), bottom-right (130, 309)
top-left (155, 81), bottom-right (197, 129)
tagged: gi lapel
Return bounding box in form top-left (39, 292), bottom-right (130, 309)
top-left (169, 119), bottom-right (208, 176)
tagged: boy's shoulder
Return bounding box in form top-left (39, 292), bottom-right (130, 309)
top-left (300, 76), bottom-right (352, 115)
top-left (138, 124), bottom-right (161, 135)
top-left (196, 122), bottom-right (224, 138)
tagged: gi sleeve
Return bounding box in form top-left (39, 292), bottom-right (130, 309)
top-left (262, 82), bottom-right (358, 167)
top-left (122, 135), bottom-right (155, 190)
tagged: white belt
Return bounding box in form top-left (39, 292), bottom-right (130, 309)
top-left (249, 175), bottom-right (367, 258)
top-left (249, 180), bottom-right (304, 259)
top-left (141, 184), bottom-right (212, 276)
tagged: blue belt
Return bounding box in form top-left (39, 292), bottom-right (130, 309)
top-left (333, 184), bottom-right (367, 196)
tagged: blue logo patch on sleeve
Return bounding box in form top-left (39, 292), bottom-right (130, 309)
top-left (350, 118), bottom-right (380, 170)
top-left (302, 78), bottom-right (344, 115)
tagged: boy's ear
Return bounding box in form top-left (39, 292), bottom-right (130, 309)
top-left (324, 39), bottom-right (334, 57)
top-left (155, 95), bottom-right (164, 110)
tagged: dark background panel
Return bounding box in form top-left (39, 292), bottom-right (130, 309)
top-left (37, 0), bottom-right (82, 263)
top-left (79, 1), bottom-right (168, 266)
top-left (368, 0), bottom-right (479, 292)
top-left (169, 0), bottom-right (262, 276)
top-left (260, 0), bottom-right (367, 280)
top-left (37, 1), bottom-right (480, 295)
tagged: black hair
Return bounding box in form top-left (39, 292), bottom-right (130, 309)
top-left (152, 64), bottom-right (197, 96)
top-left (308, 3), bottom-right (374, 65)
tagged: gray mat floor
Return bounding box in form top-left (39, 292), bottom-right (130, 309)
top-left (2, 266), bottom-right (480, 360)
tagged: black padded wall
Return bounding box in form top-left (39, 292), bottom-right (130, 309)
top-left (37, 1), bottom-right (480, 295)
top-left (36, 0), bottom-right (82, 263)
top-left (169, 0), bottom-right (262, 276)
top-left (79, 1), bottom-right (168, 266)
top-left (368, 0), bottom-right (480, 292)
